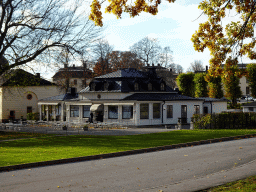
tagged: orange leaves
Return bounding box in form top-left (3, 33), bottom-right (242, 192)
top-left (89, 0), bottom-right (176, 26)
top-left (89, 0), bottom-right (103, 26)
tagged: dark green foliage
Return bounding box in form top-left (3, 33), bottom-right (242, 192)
top-left (27, 112), bottom-right (39, 120)
top-left (194, 73), bottom-right (208, 97)
top-left (246, 64), bottom-right (256, 97)
top-left (208, 76), bottom-right (224, 98)
top-left (222, 64), bottom-right (242, 106)
top-left (193, 112), bottom-right (256, 129)
top-left (176, 72), bottom-right (195, 97)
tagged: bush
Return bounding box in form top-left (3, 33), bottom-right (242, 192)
top-left (193, 112), bottom-right (256, 129)
top-left (27, 112), bottom-right (39, 120)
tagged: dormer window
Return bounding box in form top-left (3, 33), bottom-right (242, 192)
top-left (104, 82), bottom-right (109, 91)
top-left (134, 83), bottom-right (139, 91)
top-left (148, 83), bottom-right (152, 91)
top-left (160, 83), bottom-right (165, 91)
top-left (91, 83), bottom-right (96, 91)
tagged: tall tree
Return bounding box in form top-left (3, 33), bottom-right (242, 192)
top-left (0, 0), bottom-right (103, 76)
top-left (222, 58), bottom-right (242, 106)
top-left (158, 46), bottom-right (174, 68)
top-left (206, 75), bottom-right (224, 99)
top-left (129, 37), bottom-right (162, 66)
top-left (109, 51), bottom-right (144, 71)
top-left (194, 73), bottom-right (208, 98)
top-left (176, 64), bottom-right (184, 74)
top-left (187, 60), bottom-right (205, 72)
top-left (92, 40), bottom-right (114, 76)
top-left (176, 73), bottom-right (195, 97)
top-left (246, 64), bottom-right (256, 97)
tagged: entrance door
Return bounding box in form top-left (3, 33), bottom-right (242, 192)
top-left (181, 105), bottom-right (187, 124)
top-left (27, 106), bottom-right (32, 114)
top-left (10, 110), bottom-right (15, 120)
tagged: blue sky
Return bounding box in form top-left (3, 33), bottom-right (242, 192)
top-left (101, 0), bottom-right (210, 71)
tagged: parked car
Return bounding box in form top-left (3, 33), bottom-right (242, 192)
top-left (239, 96), bottom-right (254, 101)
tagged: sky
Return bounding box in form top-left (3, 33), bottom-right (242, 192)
top-left (38, 0), bottom-right (255, 80)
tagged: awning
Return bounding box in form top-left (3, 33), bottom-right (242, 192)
top-left (90, 104), bottom-right (103, 112)
top-left (38, 102), bottom-right (59, 105)
top-left (104, 103), bottom-right (134, 105)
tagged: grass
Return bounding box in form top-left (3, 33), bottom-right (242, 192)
top-left (200, 175), bottom-right (256, 192)
top-left (0, 129), bottom-right (256, 167)
top-left (0, 131), bottom-right (54, 141)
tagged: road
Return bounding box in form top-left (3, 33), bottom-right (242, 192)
top-left (0, 138), bottom-right (255, 192)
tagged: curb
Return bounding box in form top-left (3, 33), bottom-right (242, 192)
top-left (1, 134), bottom-right (255, 172)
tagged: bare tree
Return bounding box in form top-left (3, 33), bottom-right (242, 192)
top-left (158, 46), bottom-right (174, 68)
top-left (0, 0), bottom-right (103, 76)
top-left (187, 60), bottom-right (204, 72)
top-left (92, 40), bottom-right (114, 76)
top-left (176, 64), bottom-right (184, 74)
top-left (129, 37), bottom-right (162, 66)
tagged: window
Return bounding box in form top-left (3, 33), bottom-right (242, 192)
top-left (249, 107), bottom-right (254, 112)
top-left (55, 105), bottom-right (61, 121)
top-left (167, 105), bottom-right (173, 118)
top-left (27, 94), bottom-right (33, 100)
top-left (153, 103), bottom-right (160, 119)
top-left (104, 82), bottom-right (109, 91)
top-left (91, 83), bottom-right (96, 91)
top-left (108, 105), bottom-right (118, 119)
top-left (122, 106), bottom-right (133, 119)
top-left (140, 103), bottom-right (149, 119)
top-left (134, 83), bottom-right (139, 91)
top-left (160, 83), bottom-right (165, 91)
top-left (70, 105), bottom-right (79, 117)
top-left (148, 83), bottom-right (152, 91)
top-left (83, 106), bottom-right (91, 118)
top-left (74, 80), bottom-right (77, 85)
top-left (203, 107), bottom-right (208, 114)
top-left (246, 87), bottom-right (250, 95)
top-left (194, 105), bottom-right (200, 114)
top-left (27, 106), bottom-right (32, 114)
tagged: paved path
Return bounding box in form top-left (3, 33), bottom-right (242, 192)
top-left (1, 137), bottom-right (255, 192)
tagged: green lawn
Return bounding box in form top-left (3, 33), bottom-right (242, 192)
top-left (0, 129), bottom-right (256, 167)
top-left (200, 175), bottom-right (256, 192)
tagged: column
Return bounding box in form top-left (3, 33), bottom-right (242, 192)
top-left (39, 104), bottom-right (42, 121)
top-left (46, 105), bottom-right (49, 122)
top-left (61, 103), bottom-right (64, 121)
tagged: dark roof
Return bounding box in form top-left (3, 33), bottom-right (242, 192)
top-left (39, 93), bottom-right (79, 101)
top-left (0, 69), bottom-right (54, 86)
top-left (197, 97), bottom-right (228, 102)
top-left (241, 102), bottom-right (256, 107)
top-left (52, 70), bottom-right (92, 79)
top-left (95, 68), bottom-right (148, 79)
top-left (122, 93), bottom-right (203, 101)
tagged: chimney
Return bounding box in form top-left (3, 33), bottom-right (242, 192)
top-left (73, 64), bottom-right (75, 68)
top-left (170, 68), bottom-right (172, 72)
top-left (36, 73), bottom-right (40, 78)
top-left (206, 65), bottom-right (208, 71)
top-left (158, 64), bottom-right (160, 67)
top-left (152, 63), bottom-right (154, 67)
top-left (64, 64), bottom-right (68, 68)
top-left (82, 60), bottom-right (87, 69)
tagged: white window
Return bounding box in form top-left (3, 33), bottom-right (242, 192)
top-left (140, 103), bottom-right (149, 119)
top-left (167, 105), bottom-right (173, 118)
top-left (194, 105), bottom-right (200, 114)
top-left (70, 105), bottom-right (79, 117)
top-left (108, 105), bottom-right (118, 119)
top-left (122, 106), bottom-right (133, 119)
top-left (83, 106), bottom-right (91, 118)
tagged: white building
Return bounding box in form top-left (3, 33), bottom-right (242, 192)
top-left (39, 68), bottom-right (227, 126)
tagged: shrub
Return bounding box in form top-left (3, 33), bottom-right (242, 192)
top-left (27, 112), bottom-right (39, 120)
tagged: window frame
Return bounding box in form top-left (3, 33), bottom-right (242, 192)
top-left (194, 105), bottom-right (200, 114)
top-left (167, 105), bottom-right (173, 118)
top-left (108, 105), bottom-right (118, 119)
top-left (122, 105), bottom-right (133, 119)
top-left (83, 105), bottom-right (91, 118)
top-left (153, 103), bottom-right (160, 119)
top-left (70, 105), bottom-right (79, 117)
top-left (140, 103), bottom-right (149, 119)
